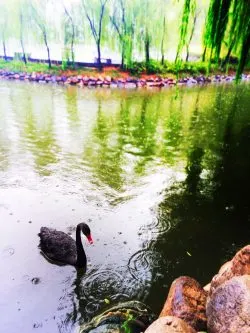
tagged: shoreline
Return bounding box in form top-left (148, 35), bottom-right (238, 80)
top-left (0, 59), bottom-right (250, 89)
top-left (1, 69), bottom-right (250, 88)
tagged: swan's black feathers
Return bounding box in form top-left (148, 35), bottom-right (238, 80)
top-left (39, 227), bottom-right (77, 265)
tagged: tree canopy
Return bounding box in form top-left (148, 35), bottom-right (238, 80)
top-left (0, 0), bottom-right (249, 75)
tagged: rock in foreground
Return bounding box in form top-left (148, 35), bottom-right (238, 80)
top-left (206, 275), bottom-right (250, 333)
top-left (145, 316), bottom-right (197, 333)
top-left (210, 245), bottom-right (250, 295)
top-left (159, 276), bottom-right (207, 331)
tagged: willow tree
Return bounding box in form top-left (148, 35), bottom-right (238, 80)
top-left (161, 16), bottom-right (166, 64)
top-left (30, 0), bottom-right (55, 68)
top-left (13, 0), bottom-right (31, 64)
top-left (82, 0), bottom-right (109, 70)
top-left (19, 10), bottom-right (27, 63)
top-left (185, 5), bottom-right (200, 61)
top-left (203, 0), bottom-right (250, 77)
top-left (175, 0), bottom-right (196, 63)
top-left (221, 1), bottom-right (249, 69)
top-left (0, 3), bottom-right (8, 60)
top-left (132, 0), bottom-right (156, 66)
top-left (142, 0), bottom-right (168, 66)
top-left (109, 0), bottom-right (134, 68)
top-left (62, 1), bottom-right (77, 67)
top-left (203, 0), bottom-right (232, 63)
top-left (235, 1), bottom-right (250, 79)
top-left (141, 0), bottom-right (151, 65)
top-left (0, 0), bottom-right (29, 63)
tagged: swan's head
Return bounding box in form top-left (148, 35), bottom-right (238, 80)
top-left (80, 223), bottom-right (93, 244)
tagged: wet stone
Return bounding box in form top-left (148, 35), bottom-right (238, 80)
top-left (207, 275), bottom-right (250, 333)
top-left (160, 276), bottom-right (207, 331)
top-left (145, 316), bottom-right (197, 333)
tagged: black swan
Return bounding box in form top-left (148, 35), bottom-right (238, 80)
top-left (38, 223), bottom-right (93, 268)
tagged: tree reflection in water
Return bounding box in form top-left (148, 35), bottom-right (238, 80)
top-left (143, 88), bottom-right (250, 315)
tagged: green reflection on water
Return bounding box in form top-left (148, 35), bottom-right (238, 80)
top-left (66, 86), bottom-right (80, 126)
top-left (143, 84), bottom-right (250, 313)
top-left (1, 82), bottom-right (249, 192)
top-left (0, 81), bottom-right (250, 331)
top-left (10, 84), bottom-right (59, 176)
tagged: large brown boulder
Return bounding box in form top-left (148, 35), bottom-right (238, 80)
top-left (159, 276), bottom-right (207, 331)
top-left (206, 275), bottom-right (250, 333)
top-left (210, 245), bottom-right (250, 295)
top-left (145, 316), bottom-right (197, 333)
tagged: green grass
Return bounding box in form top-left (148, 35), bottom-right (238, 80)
top-left (0, 59), bottom-right (61, 74)
top-left (0, 59), bottom-right (100, 76)
top-left (0, 58), bottom-right (248, 78)
top-left (126, 59), bottom-right (220, 77)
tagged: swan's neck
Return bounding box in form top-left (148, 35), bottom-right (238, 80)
top-left (76, 225), bottom-right (87, 268)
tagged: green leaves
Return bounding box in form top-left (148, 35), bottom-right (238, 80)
top-left (203, 0), bottom-right (250, 77)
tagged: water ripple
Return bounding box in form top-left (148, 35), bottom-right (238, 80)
top-left (141, 215), bottom-right (171, 239)
top-left (128, 248), bottom-right (161, 284)
top-left (81, 268), bottom-right (124, 300)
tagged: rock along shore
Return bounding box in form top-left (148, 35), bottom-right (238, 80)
top-left (1, 70), bottom-right (250, 89)
top-left (78, 245), bottom-right (250, 333)
top-left (145, 244), bottom-right (250, 333)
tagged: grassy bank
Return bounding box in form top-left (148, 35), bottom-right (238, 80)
top-left (0, 58), bottom-right (247, 79)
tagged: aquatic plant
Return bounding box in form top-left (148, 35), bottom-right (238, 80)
top-left (121, 310), bottom-right (134, 333)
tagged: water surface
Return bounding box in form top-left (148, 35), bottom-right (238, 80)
top-left (0, 81), bottom-right (250, 332)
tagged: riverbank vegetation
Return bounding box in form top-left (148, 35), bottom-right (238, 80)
top-left (0, 58), bottom-right (245, 80)
top-left (0, 0), bottom-right (249, 78)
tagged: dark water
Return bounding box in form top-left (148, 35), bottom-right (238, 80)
top-left (0, 81), bottom-right (249, 333)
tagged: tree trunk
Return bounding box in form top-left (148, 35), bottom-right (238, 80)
top-left (236, 30), bottom-right (250, 80)
top-left (209, 47), bottom-right (213, 63)
top-left (186, 47), bottom-right (189, 62)
top-left (64, 6), bottom-right (75, 68)
top-left (145, 31), bottom-right (150, 65)
top-left (121, 41), bottom-right (125, 69)
top-left (97, 40), bottom-right (102, 71)
top-left (202, 46), bottom-right (207, 62)
top-left (222, 37), bottom-right (236, 69)
top-left (3, 40), bottom-right (7, 61)
top-left (161, 17), bottom-right (166, 65)
top-left (71, 33), bottom-right (75, 68)
top-left (161, 54), bottom-right (165, 65)
top-left (46, 46), bottom-right (51, 68)
top-left (20, 37), bottom-right (27, 64)
top-left (43, 31), bottom-right (51, 68)
top-left (186, 14), bottom-right (197, 62)
top-left (175, 48), bottom-right (179, 63)
top-left (19, 12), bottom-right (27, 64)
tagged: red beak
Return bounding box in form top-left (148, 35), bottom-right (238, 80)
top-left (87, 234), bottom-right (93, 244)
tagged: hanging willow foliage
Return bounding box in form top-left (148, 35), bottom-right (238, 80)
top-left (234, 1), bottom-right (250, 79)
top-left (204, 0), bottom-right (250, 77)
top-left (204, 0), bottom-right (233, 61)
top-left (175, 0), bottom-right (196, 63)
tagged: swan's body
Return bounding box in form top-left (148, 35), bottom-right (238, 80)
top-left (38, 223), bottom-right (92, 268)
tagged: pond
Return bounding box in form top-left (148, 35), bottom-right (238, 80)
top-left (0, 80), bottom-right (250, 333)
